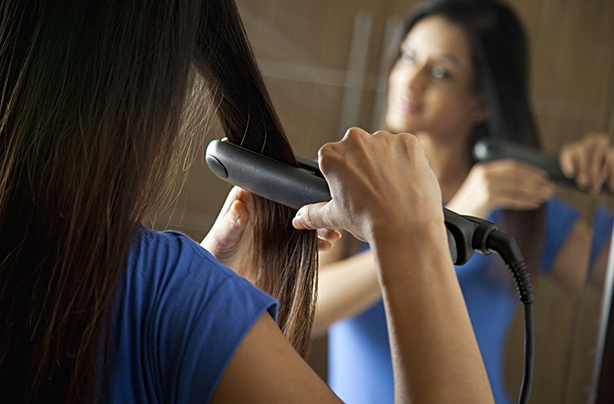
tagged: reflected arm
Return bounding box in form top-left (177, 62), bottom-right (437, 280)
top-left (314, 241), bottom-right (381, 336)
top-left (549, 219), bottom-right (592, 298)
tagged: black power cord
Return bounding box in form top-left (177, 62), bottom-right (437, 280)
top-left (486, 231), bottom-right (534, 404)
top-left (445, 210), bottom-right (534, 404)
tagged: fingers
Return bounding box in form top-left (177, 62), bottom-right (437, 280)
top-left (292, 202), bottom-right (334, 230)
top-left (559, 133), bottom-right (610, 194)
top-left (318, 228), bottom-right (343, 241)
top-left (202, 189), bottom-right (254, 269)
top-left (293, 128), bottom-right (444, 243)
top-left (292, 204), bottom-right (343, 251)
top-left (316, 228), bottom-right (342, 252)
top-left (211, 186), bottom-right (253, 225)
top-left (559, 146), bottom-right (582, 186)
top-left (454, 160), bottom-right (556, 215)
top-left (202, 199), bottom-right (248, 253)
top-left (485, 160), bottom-right (555, 201)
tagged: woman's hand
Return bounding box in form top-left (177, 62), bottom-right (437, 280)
top-left (291, 128), bottom-right (493, 404)
top-left (559, 132), bottom-right (614, 194)
top-left (201, 187), bottom-right (256, 277)
top-left (202, 187), bottom-right (342, 275)
top-left (292, 127), bottom-right (445, 244)
top-left (445, 159), bottom-right (555, 218)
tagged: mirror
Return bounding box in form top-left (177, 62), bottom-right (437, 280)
top-left (156, 0), bottom-right (614, 402)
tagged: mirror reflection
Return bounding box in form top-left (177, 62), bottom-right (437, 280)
top-left (158, 0), bottom-right (614, 402)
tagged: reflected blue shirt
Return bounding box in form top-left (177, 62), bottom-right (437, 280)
top-left (328, 198), bottom-right (579, 404)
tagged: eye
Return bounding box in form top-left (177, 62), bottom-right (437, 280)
top-left (400, 51), bottom-right (415, 64)
top-left (431, 65), bottom-right (449, 79)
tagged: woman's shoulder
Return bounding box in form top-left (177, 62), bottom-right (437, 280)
top-left (125, 227), bottom-right (276, 314)
top-left (130, 228), bottom-right (232, 280)
top-left (108, 228), bottom-right (277, 402)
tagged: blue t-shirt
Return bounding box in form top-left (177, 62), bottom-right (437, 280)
top-left (104, 229), bottom-right (277, 403)
top-left (328, 198), bottom-right (579, 404)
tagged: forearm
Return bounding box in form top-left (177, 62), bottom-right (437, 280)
top-left (314, 250), bottom-right (382, 336)
top-left (371, 222), bottom-right (494, 404)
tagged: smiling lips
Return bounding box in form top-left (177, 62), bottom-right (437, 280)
top-left (392, 94), bottom-right (422, 114)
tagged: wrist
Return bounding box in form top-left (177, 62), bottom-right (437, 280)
top-left (369, 219), bottom-right (452, 271)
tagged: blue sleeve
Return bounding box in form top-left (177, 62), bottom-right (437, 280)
top-left (108, 229), bottom-right (277, 404)
top-left (541, 198), bottom-right (580, 273)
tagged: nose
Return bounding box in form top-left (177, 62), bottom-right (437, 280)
top-left (406, 64), bottom-right (426, 94)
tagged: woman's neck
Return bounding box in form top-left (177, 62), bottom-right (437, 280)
top-left (414, 132), bottom-right (473, 204)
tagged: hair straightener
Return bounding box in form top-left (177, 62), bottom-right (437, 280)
top-left (206, 138), bottom-right (483, 266)
top-left (206, 138), bottom-right (530, 271)
top-left (473, 138), bottom-right (578, 187)
top-left (205, 137), bottom-right (535, 404)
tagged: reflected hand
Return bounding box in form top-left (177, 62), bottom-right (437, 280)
top-left (446, 159), bottom-right (556, 218)
top-left (559, 132), bottom-right (614, 194)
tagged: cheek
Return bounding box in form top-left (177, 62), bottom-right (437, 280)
top-left (423, 90), bottom-right (480, 135)
top-left (430, 87), bottom-right (478, 118)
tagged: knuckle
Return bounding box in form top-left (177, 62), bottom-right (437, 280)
top-left (343, 127), bottom-right (362, 142)
top-left (301, 208), bottom-right (314, 229)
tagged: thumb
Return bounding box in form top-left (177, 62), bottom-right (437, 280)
top-left (292, 202), bottom-right (334, 231)
top-left (558, 149), bottom-right (576, 178)
top-left (293, 203), bottom-right (366, 242)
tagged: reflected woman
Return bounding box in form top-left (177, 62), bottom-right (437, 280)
top-left (315, 1), bottom-right (596, 403)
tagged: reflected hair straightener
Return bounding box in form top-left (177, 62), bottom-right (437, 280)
top-left (473, 138), bottom-right (577, 188)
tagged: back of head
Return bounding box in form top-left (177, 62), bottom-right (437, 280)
top-left (0, 1), bottom-right (203, 401)
top-left (396, 0), bottom-right (539, 152)
top-left (0, 0), bottom-right (317, 402)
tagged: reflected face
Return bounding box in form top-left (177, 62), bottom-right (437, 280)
top-left (385, 16), bottom-right (486, 142)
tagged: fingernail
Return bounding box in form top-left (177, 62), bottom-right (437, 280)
top-left (230, 201), bottom-right (240, 221)
top-left (333, 230), bottom-right (343, 240)
top-left (318, 238), bottom-right (333, 251)
top-left (292, 212), bottom-right (305, 230)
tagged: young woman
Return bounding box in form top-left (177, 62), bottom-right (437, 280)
top-left (0, 0), bottom-right (494, 403)
top-left (315, 1), bottom-right (601, 403)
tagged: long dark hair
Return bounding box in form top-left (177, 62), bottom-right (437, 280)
top-left (0, 0), bottom-right (317, 402)
top-left (391, 0), bottom-right (544, 269)
top-left (194, 0), bottom-right (319, 358)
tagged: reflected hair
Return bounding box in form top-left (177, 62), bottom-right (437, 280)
top-left (0, 0), bottom-right (317, 402)
top-left (390, 0), bottom-right (544, 269)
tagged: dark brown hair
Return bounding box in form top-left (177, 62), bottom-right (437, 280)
top-left (194, 0), bottom-right (318, 357)
top-left (0, 0), bottom-right (317, 402)
top-left (391, 0), bottom-right (544, 270)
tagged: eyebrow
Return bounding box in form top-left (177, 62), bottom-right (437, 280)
top-left (401, 42), bottom-right (468, 71)
top-left (437, 54), bottom-right (465, 69)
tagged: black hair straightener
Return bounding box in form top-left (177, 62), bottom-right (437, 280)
top-left (205, 137), bottom-right (535, 404)
top-left (473, 138), bottom-right (578, 188)
top-left (206, 138), bottom-right (527, 270)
